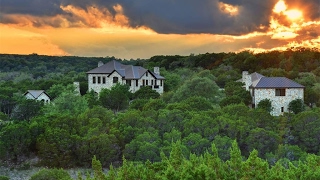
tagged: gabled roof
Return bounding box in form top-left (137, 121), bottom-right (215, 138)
top-left (254, 77), bottom-right (304, 88)
top-left (24, 90), bottom-right (50, 99)
top-left (251, 72), bottom-right (264, 82)
top-left (237, 72), bottom-right (264, 83)
top-left (87, 60), bottom-right (165, 80)
top-left (87, 60), bottom-right (125, 74)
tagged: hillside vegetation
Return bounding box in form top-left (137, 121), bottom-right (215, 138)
top-left (0, 48), bottom-right (320, 179)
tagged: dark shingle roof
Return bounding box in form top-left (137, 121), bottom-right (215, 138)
top-left (87, 60), bottom-right (165, 80)
top-left (254, 77), bottom-right (304, 88)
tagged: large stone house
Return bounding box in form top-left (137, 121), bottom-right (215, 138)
top-left (24, 90), bottom-right (51, 103)
top-left (239, 71), bottom-right (304, 116)
top-left (87, 60), bottom-right (165, 94)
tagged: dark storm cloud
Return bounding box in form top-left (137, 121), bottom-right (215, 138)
top-left (0, 0), bottom-right (319, 35)
top-left (0, 0), bottom-right (63, 15)
top-left (96, 0), bottom-right (279, 35)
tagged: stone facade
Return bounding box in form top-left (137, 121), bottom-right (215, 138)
top-left (238, 71), bottom-right (304, 116)
top-left (253, 88), bottom-right (304, 116)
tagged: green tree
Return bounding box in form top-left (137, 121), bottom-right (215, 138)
top-left (44, 91), bottom-right (88, 116)
top-left (182, 96), bottom-right (215, 111)
top-left (171, 76), bottom-right (222, 103)
top-left (212, 135), bottom-right (233, 161)
top-left (91, 156), bottom-right (105, 180)
top-left (223, 81), bottom-right (252, 105)
top-left (0, 122), bottom-right (31, 161)
top-left (246, 128), bottom-right (280, 158)
top-left (124, 131), bottom-right (161, 162)
top-left (242, 150), bottom-right (269, 179)
top-left (133, 86), bottom-right (160, 99)
top-left (84, 89), bottom-right (100, 108)
top-left (289, 99), bottom-right (305, 114)
top-left (291, 111), bottom-right (320, 153)
top-left (0, 86), bottom-right (17, 116)
top-left (257, 99), bottom-right (273, 113)
top-left (47, 84), bottom-right (76, 100)
top-left (11, 98), bottom-right (44, 122)
top-left (100, 83), bottom-right (131, 113)
top-left (142, 99), bottom-right (166, 111)
top-left (182, 133), bottom-right (210, 156)
top-left (226, 140), bottom-right (243, 179)
top-left (129, 98), bottom-right (149, 111)
top-left (219, 96), bottom-right (243, 107)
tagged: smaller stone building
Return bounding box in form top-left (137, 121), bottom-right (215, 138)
top-left (87, 60), bottom-right (165, 94)
top-left (24, 90), bottom-right (51, 103)
top-left (239, 71), bottom-right (304, 116)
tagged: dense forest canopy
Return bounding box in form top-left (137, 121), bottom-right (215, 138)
top-left (0, 48), bottom-right (319, 179)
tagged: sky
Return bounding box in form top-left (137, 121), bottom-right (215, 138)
top-left (0, 0), bottom-right (319, 59)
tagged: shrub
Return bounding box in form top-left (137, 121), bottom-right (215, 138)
top-left (257, 99), bottom-right (273, 113)
top-left (289, 99), bottom-right (305, 114)
top-left (29, 168), bottom-right (72, 180)
top-left (0, 176), bottom-right (9, 180)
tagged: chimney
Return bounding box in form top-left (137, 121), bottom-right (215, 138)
top-left (242, 71), bottom-right (248, 80)
top-left (242, 71), bottom-right (251, 91)
top-left (98, 61), bottom-right (104, 67)
top-left (154, 67), bottom-right (160, 75)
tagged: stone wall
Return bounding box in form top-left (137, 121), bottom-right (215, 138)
top-left (254, 88), bottom-right (304, 116)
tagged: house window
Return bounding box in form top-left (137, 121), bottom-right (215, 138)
top-left (146, 71), bottom-right (148, 77)
top-left (98, 76), bottom-right (101, 84)
top-left (151, 80), bottom-right (154, 85)
top-left (146, 80), bottom-right (148, 85)
top-left (113, 77), bottom-right (118, 83)
top-left (281, 107), bottom-right (284, 112)
top-left (93, 76), bottom-right (96, 84)
top-left (136, 80), bottom-right (139, 86)
top-left (143, 79), bottom-right (145, 86)
top-left (102, 77), bottom-right (106, 84)
top-left (161, 80), bottom-right (163, 86)
top-left (126, 80), bottom-right (131, 86)
top-left (275, 89), bottom-right (285, 96)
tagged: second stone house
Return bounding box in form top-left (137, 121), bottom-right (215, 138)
top-left (239, 71), bottom-right (304, 116)
top-left (87, 60), bottom-right (165, 94)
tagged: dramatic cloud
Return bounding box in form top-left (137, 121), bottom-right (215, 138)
top-left (0, 0), bottom-right (281, 34)
top-left (0, 0), bottom-right (319, 59)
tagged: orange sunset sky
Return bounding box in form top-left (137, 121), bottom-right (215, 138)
top-left (0, 0), bottom-right (319, 59)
